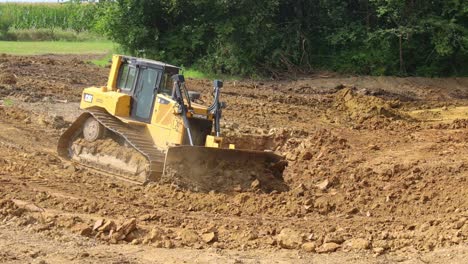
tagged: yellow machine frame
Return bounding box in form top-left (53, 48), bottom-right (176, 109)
top-left (79, 55), bottom-right (229, 150)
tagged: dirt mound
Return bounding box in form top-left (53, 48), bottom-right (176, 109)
top-left (433, 118), bottom-right (468, 129)
top-left (163, 154), bottom-right (288, 193)
top-left (328, 87), bottom-right (406, 124)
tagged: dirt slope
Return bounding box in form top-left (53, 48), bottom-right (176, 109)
top-left (0, 54), bottom-right (467, 263)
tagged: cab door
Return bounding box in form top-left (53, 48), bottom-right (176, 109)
top-left (131, 67), bottom-right (162, 122)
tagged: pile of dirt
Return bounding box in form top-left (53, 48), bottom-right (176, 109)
top-left (432, 118), bottom-right (468, 129)
top-left (328, 87), bottom-right (406, 124)
top-left (162, 148), bottom-right (288, 193)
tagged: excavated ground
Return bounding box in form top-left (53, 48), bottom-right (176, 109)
top-left (0, 54), bottom-right (467, 263)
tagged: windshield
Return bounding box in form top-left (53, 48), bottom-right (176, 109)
top-left (159, 73), bottom-right (173, 96)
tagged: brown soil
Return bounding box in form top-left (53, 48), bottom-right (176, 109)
top-left (163, 148), bottom-right (288, 193)
top-left (0, 54), bottom-right (467, 263)
top-left (72, 137), bottom-right (148, 167)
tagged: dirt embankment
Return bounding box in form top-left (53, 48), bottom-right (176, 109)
top-left (0, 54), bottom-right (467, 263)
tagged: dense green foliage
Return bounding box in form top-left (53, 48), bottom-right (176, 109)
top-left (0, 1), bottom-right (467, 77)
top-left (0, 2), bottom-right (102, 41)
top-left (0, 3), bottom-right (97, 32)
top-left (100, 0), bottom-right (468, 77)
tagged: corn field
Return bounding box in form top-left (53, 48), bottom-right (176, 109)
top-left (0, 3), bottom-right (98, 33)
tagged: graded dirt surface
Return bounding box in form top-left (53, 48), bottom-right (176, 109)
top-left (0, 54), bottom-right (467, 263)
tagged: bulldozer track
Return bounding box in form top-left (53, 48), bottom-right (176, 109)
top-left (58, 108), bottom-right (165, 184)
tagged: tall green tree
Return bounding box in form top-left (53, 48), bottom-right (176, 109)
top-left (98, 0), bottom-right (468, 76)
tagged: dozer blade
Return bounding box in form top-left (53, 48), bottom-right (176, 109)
top-left (162, 146), bottom-right (289, 193)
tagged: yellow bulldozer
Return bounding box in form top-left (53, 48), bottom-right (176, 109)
top-left (58, 55), bottom-right (287, 192)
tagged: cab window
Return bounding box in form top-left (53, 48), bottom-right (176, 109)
top-left (117, 64), bottom-right (137, 91)
top-left (159, 73), bottom-right (173, 95)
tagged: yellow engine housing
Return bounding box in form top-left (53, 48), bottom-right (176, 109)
top-left (80, 87), bottom-right (131, 117)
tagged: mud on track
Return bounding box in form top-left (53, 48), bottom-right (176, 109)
top-left (0, 54), bottom-right (467, 263)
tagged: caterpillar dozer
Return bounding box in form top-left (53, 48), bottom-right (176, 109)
top-left (57, 55), bottom-right (288, 192)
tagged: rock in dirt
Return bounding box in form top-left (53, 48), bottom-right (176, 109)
top-left (453, 218), bottom-right (466, 229)
top-left (143, 227), bottom-right (163, 244)
top-left (179, 229), bottom-right (199, 244)
top-left (98, 220), bottom-right (116, 232)
top-left (250, 179), bottom-right (261, 189)
top-left (343, 238), bottom-right (371, 251)
top-left (324, 233), bottom-right (345, 244)
top-left (316, 242), bottom-right (341, 253)
top-left (11, 199), bottom-right (44, 212)
top-left (164, 240), bottom-right (175, 249)
top-left (373, 247), bottom-right (385, 255)
top-left (277, 228), bottom-right (303, 249)
top-left (93, 219), bottom-right (104, 231)
top-left (139, 214), bottom-right (159, 222)
top-left (301, 242), bottom-right (317, 252)
top-left (316, 179), bottom-right (330, 191)
top-left (112, 218), bottom-right (137, 241)
top-left (201, 232), bottom-right (217, 243)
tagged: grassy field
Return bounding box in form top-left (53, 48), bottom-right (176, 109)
top-left (0, 41), bottom-right (113, 55)
top-left (0, 40), bottom-right (234, 79)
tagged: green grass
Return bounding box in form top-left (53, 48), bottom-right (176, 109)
top-left (182, 68), bottom-right (240, 81)
top-left (182, 68), bottom-right (209, 79)
top-left (4, 29), bottom-right (106, 42)
top-left (0, 40), bottom-right (114, 55)
top-left (2, 98), bottom-right (14, 106)
top-left (90, 54), bottom-right (113, 67)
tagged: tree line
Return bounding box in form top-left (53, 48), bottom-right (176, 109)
top-left (3, 0), bottom-right (467, 77)
top-left (98, 0), bottom-right (467, 77)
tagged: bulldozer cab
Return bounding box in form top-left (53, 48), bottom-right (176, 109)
top-left (115, 56), bottom-right (179, 122)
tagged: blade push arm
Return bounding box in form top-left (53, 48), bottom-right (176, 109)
top-left (171, 74), bottom-right (194, 146)
top-left (208, 80), bottom-right (224, 137)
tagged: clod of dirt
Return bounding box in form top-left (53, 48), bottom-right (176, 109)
top-left (316, 179), bottom-right (330, 191)
top-left (0, 73), bottom-right (17, 85)
top-left (178, 229), bottom-right (199, 244)
top-left (316, 242), bottom-right (341, 253)
top-left (343, 238), bottom-right (371, 251)
top-left (301, 242), bottom-right (317, 252)
top-left (93, 219), bottom-right (104, 231)
top-left (98, 220), bottom-right (116, 232)
top-left (201, 232), bottom-right (217, 243)
top-left (0, 199), bottom-right (25, 217)
top-left (143, 228), bottom-right (164, 244)
top-left (112, 218), bottom-right (137, 241)
top-left (277, 228), bottom-right (303, 249)
top-left (11, 199), bottom-right (44, 212)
